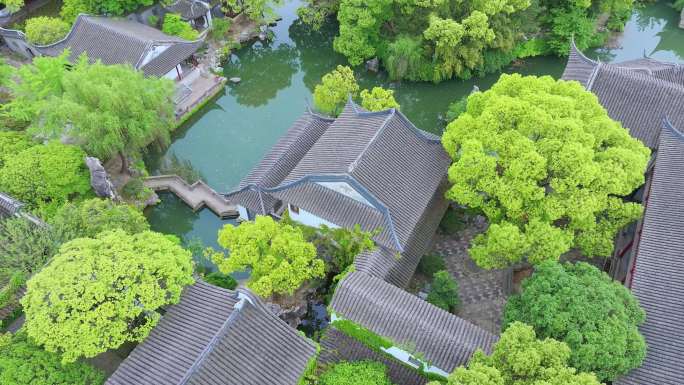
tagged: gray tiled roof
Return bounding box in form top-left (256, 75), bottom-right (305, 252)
top-left (615, 120), bottom-right (684, 385)
top-left (354, 181), bottom-right (449, 287)
top-left (330, 271), bottom-right (498, 373)
top-left (106, 280), bottom-right (316, 385)
top-left (225, 110), bottom-right (334, 214)
top-left (34, 15), bottom-right (202, 77)
top-left (228, 102), bottom-right (451, 253)
top-left (561, 42), bottom-right (684, 149)
top-left (165, 0), bottom-right (211, 20)
top-left (0, 191), bottom-right (23, 216)
top-left (318, 327), bottom-right (429, 385)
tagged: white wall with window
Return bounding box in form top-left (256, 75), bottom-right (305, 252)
top-left (288, 204), bottom-right (339, 229)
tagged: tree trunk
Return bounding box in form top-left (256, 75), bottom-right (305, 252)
top-left (119, 152), bottom-right (129, 175)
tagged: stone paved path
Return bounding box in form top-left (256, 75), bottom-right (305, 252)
top-left (433, 224), bottom-right (509, 335)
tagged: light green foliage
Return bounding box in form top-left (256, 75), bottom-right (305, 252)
top-left (3, 52), bottom-right (70, 126)
top-left (0, 58), bottom-right (13, 88)
top-left (442, 74), bottom-right (650, 268)
top-left (162, 13), bottom-right (199, 40)
top-left (0, 217), bottom-right (58, 279)
top-left (22, 54), bottom-right (175, 169)
top-left (360, 87), bottom-right (400, 111)
top-left (49, 198), bottom-right (150, 243)
top-left (316, 224), bottom-right (376, 274)
top-left (0, 141), bottom-right (91, 215)
top-left (3, 0), bottom-right (23, 13)
top-left (212, 216), bottom-right (325, 297)
top-left (24, 17), bottom-right (70, 45)
top-left (21, 230), bottom-right (194, 363)
top-left (222, 0), bottom-right (281, 22)
top-left (203, 271), bottom-right (238, 290)
top-left (384, 35), bottom-right (428, 82)
top-left (427, 270), bottom-right (459, 312)
top-left (428, 363), bottom-right (504, 385)
top-left (332, 319), bottom-right (392, 350)
top-left (297, 0), bottom-right (339, 31)
top-left (61, 0), bottom-right (154, 22)
top-left (313, 65), bottom-right (359, 116)
top-left (0, 331), bottom-right (105, 385)
top-left (504, 262), bottom-right (646, 381)
top-left (0, 131), bottom-right (33, 168)
top-left (333, 0), bottom-right (393, 66)
top-left (210, 18), bottom-right (232, 41)
top-left (0, 271), bottom-right (27, 311)
top-left (424, 12), bottom-right (495, 81)
top-left (443, 322), bottom-right (604, 385)
top-left (319, 361), bottom-right (394, 385)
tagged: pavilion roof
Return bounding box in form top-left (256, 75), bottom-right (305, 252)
top-left (106, 280), bottom-right (316, 385)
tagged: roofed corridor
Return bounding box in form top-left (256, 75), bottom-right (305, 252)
top-left (143, 175), bottom-right (239, 218)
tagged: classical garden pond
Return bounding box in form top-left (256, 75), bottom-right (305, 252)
top-left (144, 0), bottom-right (684, 277)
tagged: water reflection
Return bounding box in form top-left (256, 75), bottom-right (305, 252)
top-left (225, 42), bottom-right (299, 107)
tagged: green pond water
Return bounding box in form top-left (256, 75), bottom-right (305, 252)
top-left (145, 0), bottom-right (684, 274)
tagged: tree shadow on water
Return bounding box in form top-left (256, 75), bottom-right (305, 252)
top-left (224, 41), bottom-right (299, 107)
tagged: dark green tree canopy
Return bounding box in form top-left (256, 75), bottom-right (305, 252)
top-left (504, 261), bottom-right (646, 381)
top-left (442, 74), bottom-right (650, 268)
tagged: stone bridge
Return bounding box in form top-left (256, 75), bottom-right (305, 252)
top-left (144, 175), bottom-right (239, 218)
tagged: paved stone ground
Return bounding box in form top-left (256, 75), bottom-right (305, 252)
top-left (433, 224), bottom-right (509, 335)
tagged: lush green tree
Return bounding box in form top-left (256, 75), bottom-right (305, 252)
top-left (333, 0), bottom-right (393, 66)
top-left (313, 65), bottom-right (359, 116)
top-left (360, 87), bottom-right (400, 111)
top-left (383, 35), bottom-right (428, 82)
top-left (24, 55), bottom-right (175, 173)
top-left (24, 17), bottom-right (71, 45)
top-left (211, 215), bottom-right (325, 298)
top-left (61, 0), bottom-right (154, 22)
top-left (427, 270), bottom-right (460, 312)
top-left (319, 361), bottom-right (393, 385)
top-left (21, 230), bottom-right (194, 363)
top-left (2, 52), bottom-right (69, 126)
top-left (442, 74), bottom-right (650, 268)
top-left (0, 141), bottom-right (91, 216)
top-left (221, 0), bottom-right (281, 21)
top-left (0, 217), bottom-right (58, 280)
top-left (0, 131), bottom-right (33, 168)
top-left (0, 331), bottom-right (105, 385)
top-left (0, 58), bottom-right (13, 88)
top-left (3, 0), bottom-right (24, 13)
top-left (504, 262), bottom-right (646, 381)
top-left (162, 13), bottom-right (199, 40)
top-left (49, 198), bottom-right (150, 243)
top-left (432, 322), bottom-right (604, 385)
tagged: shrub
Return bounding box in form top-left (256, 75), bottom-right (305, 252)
top-left (204, 271), bottom-right (238, 290)
top-left (313, 65), bottom-right (359, 116)
top-left (162, 13), bottom-right (199, 40)
top-left (417, 254), bottom-right (445, 278)
top-left (319, 361), bottom-right (393, 385)
top-left (0, 217), bottom-right (58, 278)
top-left (0, 331), bottom-right (105, 385)
top-left (504, 261), bottom-right (646, 382)
top-left (210, 17), bottom-right (231, 40)
top-left (427, 270), bottom-right (459, 312)
top-left (332, 319), bottom-right (392, 350)
top-left (24, 17), bottom-right (70, 45)
top-left (147, 14), bottom-right (159, 27)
